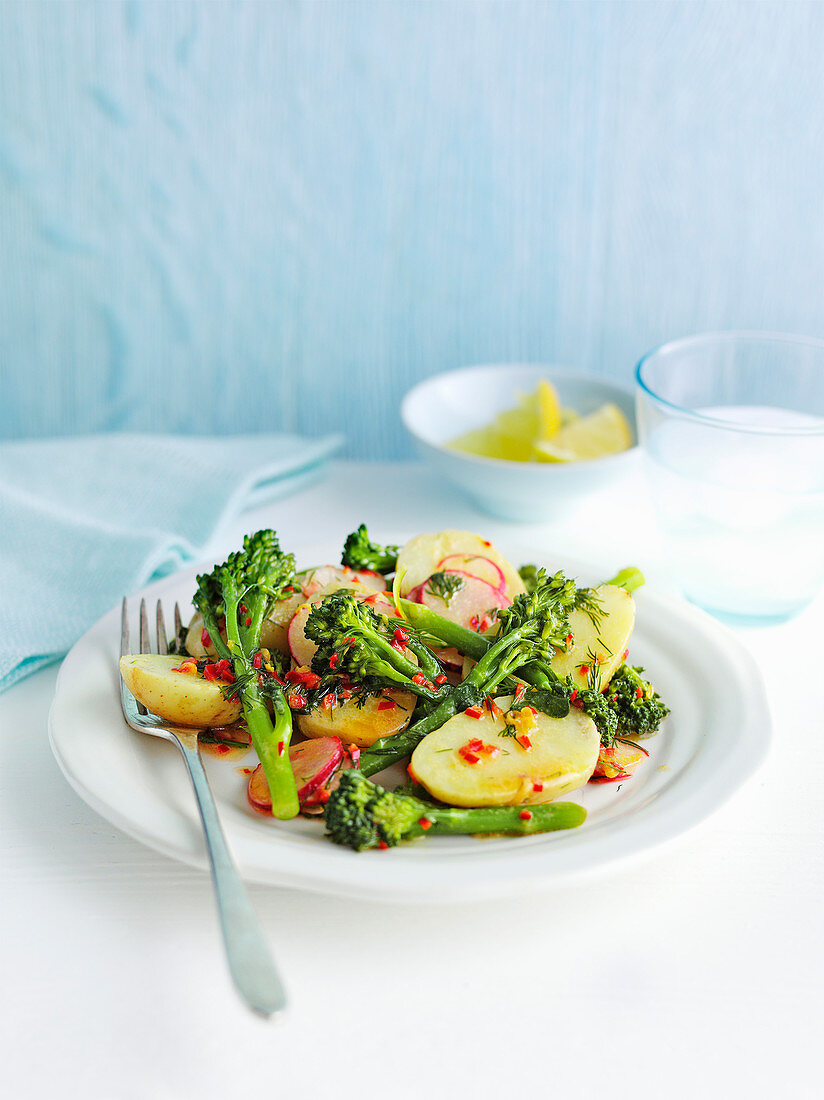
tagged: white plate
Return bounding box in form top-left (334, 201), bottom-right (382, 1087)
top-left (49, 541), bottom-right (771, 903)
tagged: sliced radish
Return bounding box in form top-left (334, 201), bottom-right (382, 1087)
top-left (287, 604), bottom-right (316, 667)
top-left (396, 531), bottom-right (526, 599)
top-left (590, 740), bottom-right (650, 783)
top-left (287, 586), bottom-right (403, 668)
top-left (298, 565), bottom-right (386, 598)
top-left (416, 572), bottom-right (507, 632)
top-left (247, 736), bottom-right (345, 813)
top-left (349, 568), bottom-right (388, 591)
top-left (301, 757), bottom-right (355, 813)
top-left (437, 554), bottom-right (506, 593)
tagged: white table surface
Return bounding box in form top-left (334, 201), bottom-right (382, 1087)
top-left (2, 460), bottom-right (821, 1100)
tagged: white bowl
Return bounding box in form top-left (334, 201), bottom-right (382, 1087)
top-left (401, 364), bottom-right (639, 521)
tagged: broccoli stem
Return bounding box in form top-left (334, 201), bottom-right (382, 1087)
top-left (244, 690), bottom-right (299, 821)
top-left (398, 599), bottom-right (488, 660)
top-left (398, 598), bottom-right (559, 690)
top-left (419, 800), bottom-right (586, 838)
top-left (604, 566), bottom-right (645, 593)
top-left (223, 579), bottom-right (299, 820)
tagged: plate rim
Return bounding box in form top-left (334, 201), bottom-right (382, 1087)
top-left (48, 540), bottom-right (772, 903)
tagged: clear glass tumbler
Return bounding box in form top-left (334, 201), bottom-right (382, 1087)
top-left (636, 332), bottom-right (824, 623)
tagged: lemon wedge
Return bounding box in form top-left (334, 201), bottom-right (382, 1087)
top-left (447, 426), bottom-right (529, 461)
top-left (532, 403), bottom-right (633, 463)
top-left (447, 380), bottom-right (632, 463)
top-left (534, 379), bottom-right (562, 440)
top-left (449, 379), bottom-right (563, 461)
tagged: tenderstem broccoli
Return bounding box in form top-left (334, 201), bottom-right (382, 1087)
top-left (341, 525), bottom-right (399, 574)
top-left (325, 771), bottom-right (586, 850)
top-left (605, 664), bottom-right (670, 738)
top-left (333, 571), bottom-right (575, 774)
top-left (193, 530), bottom-right (300, 820)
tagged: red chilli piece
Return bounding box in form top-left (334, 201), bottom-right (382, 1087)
top-left (579, 665), bottom-right (590, 677)
top-left (485, 696), bottom-right (503, 718)
top-left (519, 809), bottom-right (533, 821)
top-left (465, 705), bottom-right (484, 719)
top-left (434, 674), bottom-right (448, 685)
top-left (467, 738), bottom-right (485, 752)
top-left (329, 653), bottom-right (339, 670)
top-left (252, 652), bottom-right (262, 669)
top-left (378, 840), bottom-right (389, 850)
top-left (393, 627), bottom-right (409, 645)
top-left (636, 687), bottom-right (644, 699)
top-left (321, 693), bottom-right (337, 709)
top-left (214, 658), bottom-right (234, 683)
top-left (532, 781), bottom-right (544, 792)
top-left (517, 734), bottom-right (532, 751)
top-left (347, 744), bottom-right (361, 767)
top-left (622, 649), bottom-right (629, 660)
top-left (411, 673), bottom-right (427, 686)
top-left (458, 746), bottom-right (481, 765)
top-left (244, 617), bottom-right (252, 627)
top-left (287, 692), bottom-right (306, 709)
top-left (203, 663), bottom-right (219, 682)
top-left (513, 683), bottom-right (527, 703)
top-left (418, 817), bottom-right (432, 831)
top-left (277, 740), bottom-right (285, 756)
top-left (377, 700), bottom-right (396, 711)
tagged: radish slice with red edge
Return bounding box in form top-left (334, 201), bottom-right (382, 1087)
top-left (288, 588), bottom-right (401, 667)
top-left (415, 572), bottom-right (507, 632)
top-left (437, 554), bottom-right (506, 593)
top-left (247, 736), bottom-right (344, 813)
top-left (299, 565), bottom-right (386, 598)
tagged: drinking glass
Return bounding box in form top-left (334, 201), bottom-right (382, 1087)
top-left (635, 332), bottom-right (824, 623)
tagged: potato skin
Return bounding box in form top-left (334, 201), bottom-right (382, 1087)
top-left (119, 654), bottom-right (241, 728)
top-left (411, 695), bottom-right (599, 807)
top-left (297, 689), bottom-right (416, 748)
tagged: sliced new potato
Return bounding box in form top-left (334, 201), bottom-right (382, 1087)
top-left (298, 689), bottom-right (416, 748)
top-left (550, 584), bottom-right (635, 691)
top-left (119, 654), bottom-right (242, 728)
top-left (396, 531), bottom-right (525, 600)
top-left (412, 695), bottom-right (599, 806)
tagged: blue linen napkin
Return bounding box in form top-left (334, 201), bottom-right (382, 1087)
top-left (0, 432), bottom-right (342, 692)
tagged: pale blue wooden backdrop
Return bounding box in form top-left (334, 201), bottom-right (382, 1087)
top-left (1, 0), bottom-right (823, 458)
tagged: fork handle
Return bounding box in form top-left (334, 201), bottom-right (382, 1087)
top-left (172, 733), bottom-right (287, 1017)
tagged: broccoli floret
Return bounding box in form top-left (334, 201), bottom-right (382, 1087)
top-left (358, 570), bottom-right (575, 776)
top-left (193, 530), bottom-right (299, 820)
top-left (325, 771), bottom-right (586, 851)
top-left (518, 563), bottom-right (541, 594)
top-left (341, 525), bottom-right (399, 574)
top-left (520, 564), bottom-right (645, 600)
top-left (606, 664), bottom-right (670, 738)
top-left (304, 590), bottom-right (445, 697)
top-left (575, 687), bottom-right (619, 747)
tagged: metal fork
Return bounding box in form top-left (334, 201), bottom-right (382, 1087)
top-left (120, 597), bottom-right (287, 1018)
